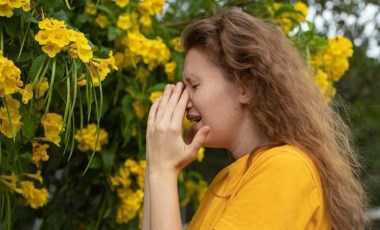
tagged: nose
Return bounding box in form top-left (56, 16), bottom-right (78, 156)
top-left (185, 90), bottom-right (193, 109)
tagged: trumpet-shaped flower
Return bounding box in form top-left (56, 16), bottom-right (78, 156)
top-left (41, 113), bottom-right (63, 146)
top-left (32, 142), bottom-right (50, 165)
top-left (18, 181), bottom-right (49, 209)
top-left (74, 124), bottom-right (108, 152)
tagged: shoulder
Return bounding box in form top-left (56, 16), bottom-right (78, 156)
top-left (251, 145), bottom-right (319, 178)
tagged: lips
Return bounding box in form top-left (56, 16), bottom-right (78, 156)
top-left (186, 114), bottom-right (202, 123)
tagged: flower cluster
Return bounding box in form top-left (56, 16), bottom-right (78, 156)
top-left (74, 123), bottom-right (109, 152)
top-left (0, 171), bottom-right (48, 209)
top-left (271, 2), bottom-right (308, 34)
top-left (122, 31), bottom-right (171, 70)
top-left (311, 36), bottom-right (353, 100)
top-left (35, 18), bottom-right (93, 62)
top-left (110, 159), bottom-right (146, 224)
top-left (80, 52), bottom-right (118, 87)
top-left (41, 113), bottom-right (63, 146)
top-left (0, 51), bottom-right (33, 137)
top-left (138, 0), bottom-right (165, 16)
top-left (0, 0), bottom-right (30, 17)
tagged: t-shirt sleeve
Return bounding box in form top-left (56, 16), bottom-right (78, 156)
top-left (213, 151), bottom-right (320, 230)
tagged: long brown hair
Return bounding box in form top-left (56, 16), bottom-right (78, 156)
top-left (182, 8), bottom-right (368, 230)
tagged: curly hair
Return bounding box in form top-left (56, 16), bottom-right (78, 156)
top-left (182, 7), bottom-right (368, 230)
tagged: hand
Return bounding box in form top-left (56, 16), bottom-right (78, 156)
top-left (146, 82), bottom-right (210, 176)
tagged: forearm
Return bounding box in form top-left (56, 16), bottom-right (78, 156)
top-left (142, 167), bottom-right (151, 230)
top-left (149, 172), bottom-right (182, 230)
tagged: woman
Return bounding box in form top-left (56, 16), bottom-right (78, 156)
top-left (142, 8), bottom-right (368, 230)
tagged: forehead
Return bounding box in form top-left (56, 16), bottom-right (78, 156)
top-left (183, 49), bottom-right (219, 81)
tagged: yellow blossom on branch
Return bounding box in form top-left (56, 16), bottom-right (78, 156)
top-left (0, 51), bottom-right (23, 97)
top-left (18, 181), bottom-right (49, 209)
top-left (164, 61), bottom-right (177, 81)
top-left (85, 2), bottom-right (97, 15)
top-left (113, 0), bottom-right (129, 8)
top-left (32, 142), bottom-right (50, 166)
top-left (138, 0), bottom-right (165, 16)
top-left (117, 13), bottom-right (133, 31)
top-left (0, 96), bottom-right (22, 138)
top-left (95, 14), bottom-right (109, 29)
top-left (41, 113), bottom-right (63, 146)
top-left (34, 77), bottom-right (49, 99)
top-left (0, 0), bottom-right (30, 18)
top-left (74, 123), bottom-right (108, 152)
top-left (149, 91), bottom-right (163, 103)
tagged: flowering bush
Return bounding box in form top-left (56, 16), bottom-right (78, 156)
top-left (0, 0), bottom-right (353, 228)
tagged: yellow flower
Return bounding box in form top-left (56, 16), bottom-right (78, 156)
top-left (34, 77), bottom-right (49, 99)
top-left (85, 2), bottom-right (97, 15)
top-left (7, 0), bottom-right (22, 8)
top-left (313, 69), bottom-right (336, 102)
top-left (47, 28), bottom-right (70, 48)
top-left (0, 51), bottom-right (23, 97)
top-left (95, 14), bottom-right (109, 29)
top-left (116, 189), bottom-right (144, 224)
top-left (0, 100), bottom-right (22, 138)
top-left (38, 18), bottom-right (66, 30)
top-left (21, 0), bottom-right (31, 12)
top-left (32, 142), bottom-right (50, 165)
top-left (113, 0), bottom-right (129, 8)
top-left (271, 2), bottom-right (308, 34)
top-left (139, 13), bottom-right (152, 29)
top-left (23, 170), bottom-right (43, 184)
top-left (87, 51), bottom-right (118, 86)
top-left (0, 4), bottom-right (13, 17)
top-left (18, 181), bottom-right (49, 209)
top-left (164, 61), bottom-right (176, 81)
top-left (74, 123), bottom-right (108, 152)
top-left (41, 113), bottom-right (63, 146)
top-left (138, 0), bottom-right (165, 16)
top-left (197, 147), bottom-right (205, 162)
top-left (294, 2), bottom-right (308, 21)
top-left (117, 14), bottom-right (132, 31)
top-left (18, 84), bottom-right (33, 104)
top-left (171, 37), bottom-right (184, 52)
top-left (149, 91), bottom-right (163, 103)
top-left (133, 101), bottom-right (145, 120)
top-left (41, 42), bottom-right (61, 58)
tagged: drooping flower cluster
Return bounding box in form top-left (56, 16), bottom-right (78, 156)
top-left (110, 159), bottom-right (146, 224)
top-left (311, 36), bottom-right (353, 100)
top-left (271, 2), bottom-right (308, 34)
top-left (41, 113), bottom-right (63, 146)
top-left (32, 142), bottom-right (50, 166)
top-left (138, 0), bottom-right (165, 16)
top-left (79, 51), bottom-right (118, 87)
top-left (122, 31), bottom-right (171, 70)
top-left (0, 51), bottom-right (34, 137)
top-left (0, 0), bottom-right (30, 17)
top-left (0, 171), bottom-right (48, 209)
top-left (74, 123), bottom-right (109, 152)
top-left (35, 18), bottom-right (93, 62)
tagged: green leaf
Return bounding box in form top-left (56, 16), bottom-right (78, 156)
top-left (28, 54), bottom-right (47, 80)
top-left (2, 17), bottom-right (18, 37)
top-left (101, 149), bottom-right (115, 172)
top-left (21, 115), bottom-right (39, 142)
top-left (107, 27), bottom-right (123, 41)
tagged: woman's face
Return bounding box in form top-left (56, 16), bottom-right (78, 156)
top-left (183, 49), bottom-right (250, 148)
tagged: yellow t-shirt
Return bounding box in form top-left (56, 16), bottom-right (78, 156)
top-left (186, 145), bottom-right (330, 230)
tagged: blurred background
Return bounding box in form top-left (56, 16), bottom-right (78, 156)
top-left (0, 0), bottom-right (379, 229)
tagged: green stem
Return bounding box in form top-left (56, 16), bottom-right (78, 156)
top-left (0, 23), bottom-right (3, 51)
top-left (17, 21), bottom-right (31, 61)
top-left (65, 0), bottom-right (74, 10)
top-left (45, 57), bottom-right (57, 114)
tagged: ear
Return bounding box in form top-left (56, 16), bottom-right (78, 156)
top-left (238, 85), bottom-right (251, 105)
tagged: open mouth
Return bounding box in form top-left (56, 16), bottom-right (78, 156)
top-left (187, 114), bottom-right (202, 123)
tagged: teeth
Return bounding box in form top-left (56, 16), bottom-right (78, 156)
top-left (189, 117), bottom-right (201, 122)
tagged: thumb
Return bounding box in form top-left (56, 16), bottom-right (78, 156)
top-left (187, 126), bottom-right (210, 156)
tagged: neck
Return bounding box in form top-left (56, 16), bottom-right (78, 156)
top-left (228, 117), bottom-right (273, 160)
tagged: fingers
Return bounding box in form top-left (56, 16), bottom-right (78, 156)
top-left (171, 88), bottom-right (189, 128)
top-left (147, 97), bottom-right (161, 133)
top-left (160, 82), bottom-right (185, 124)
top-left (186, 126), bottom-right (210, 156)
top-left (155, 84), bottom-right (174, 122)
